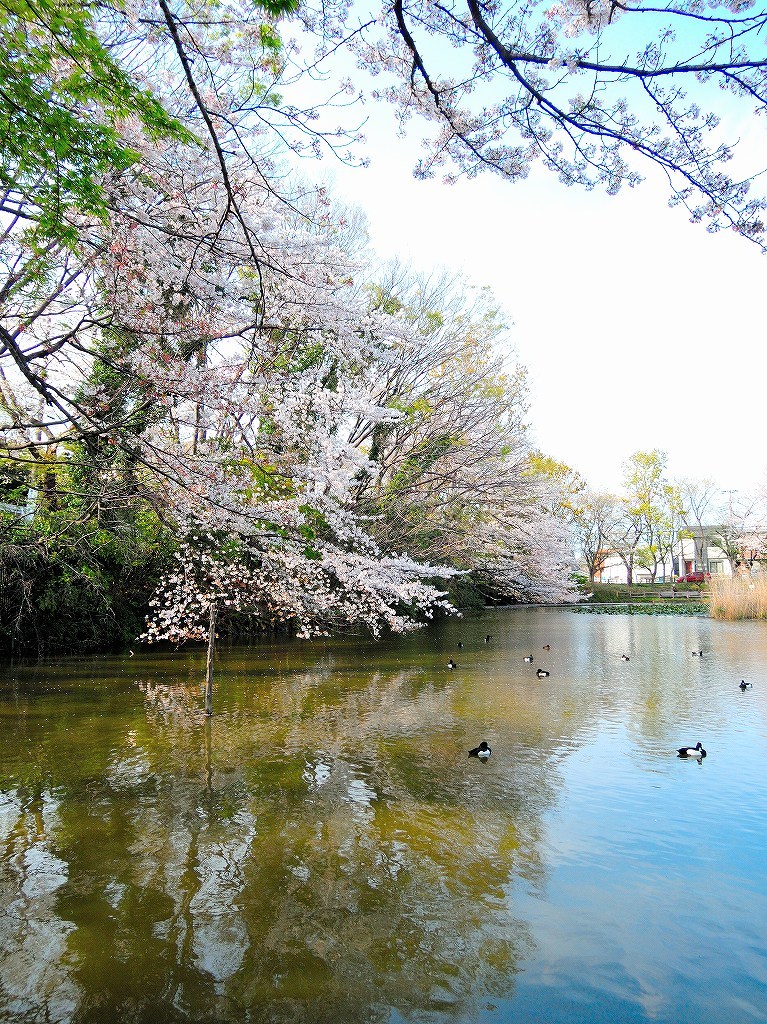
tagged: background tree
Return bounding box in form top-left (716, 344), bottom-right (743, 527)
top-left (618, 449), bottom-right (680, 582)
top-left (346, 266), bottom-right (577, 602)
top-left (677, 477), bottom-right (721, 574)
top-left (571, 489), bottom-right (620, 584)
top-left (608, 500), bottom-right (643, 586)
top-left (710, 493), bottom-right (767, 575)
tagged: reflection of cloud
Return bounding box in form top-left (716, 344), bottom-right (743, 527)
top-left (189, 810), bottom-right (256, 984)
top-left (343, 775), bottom-right (377, 822)
top-left (0, 792), bottom-right (81, 1021)
top-left (302, 758), bottom-right (332, 789)
top-left (106, 751), bottom-right (154, 792)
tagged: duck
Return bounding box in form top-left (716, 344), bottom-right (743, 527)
top-left (524, 654), bottom-right (534, 663)
top-left (692, 650), bottom-right (704, 657)
top-left (621, 654), bottom-right (630, 662)
top-left (468, 741), bottom-right (492, 760)
top-left (542, 644), bottom-right (551, 651)
top-left (485, 635), bottom-right (492, 643)
top-left (739, 680), bottom-right (753, 690)
top-left (457, 641), bottom-right (464, 649)
top-left (677, 742), bottom-right (706, 759)
top-left (447, 659), bottom-right (458, 670)
top-left (536, 668), bottom-right (550, 678)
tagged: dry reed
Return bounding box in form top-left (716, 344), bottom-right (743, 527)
top-left (709, 574), bottom-right (767, 620)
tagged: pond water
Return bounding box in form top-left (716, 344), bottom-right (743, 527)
top-left (1, 608), bottom-right (767, 1024)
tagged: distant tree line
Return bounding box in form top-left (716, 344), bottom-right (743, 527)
top-left (550, 450), bottom-right (767, 584)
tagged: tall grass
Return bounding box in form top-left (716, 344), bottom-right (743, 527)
top-left (709, 575), bottom-right (767, 620)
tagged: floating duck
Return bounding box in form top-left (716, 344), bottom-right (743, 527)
top-left (485, 635), bottom-right (492, 643)
top-left (536, 668), bottom-right (550, 678)
top-left (692, 650), bottom-right (704, 657)
top-left (621, 654), bottom-right (630, 662)
top-left (468, 741), bottom-right (492, 760)
top-left (457, 641), bottom-right (464, 648)
top-left (447, 659), bottom-right (457, 670)
top-left (524, 655), bottom-right (534, 663)
top-left (739, 680), bottom-right (753, 690)
top-left (677, 742), bottom-right (706, 759)
top-left (542, 644), bottom-right (551, 651)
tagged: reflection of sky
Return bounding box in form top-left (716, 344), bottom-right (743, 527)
top-left (484, 610), bottom-right (767, 1024)
top-left (499, 719), bottom-right (767, 1023)
top-left (188, 809), bottom-right (256, 983)
top-left (0, 792), bottom-right (80, 1021)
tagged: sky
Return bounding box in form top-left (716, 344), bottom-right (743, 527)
top-left (318, 101), bottom-right (767, 499)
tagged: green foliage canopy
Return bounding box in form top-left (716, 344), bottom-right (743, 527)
top-left (0, 0), bottom-right (195, 242)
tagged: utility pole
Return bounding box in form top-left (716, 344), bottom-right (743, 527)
top-left (722, 489), bottom-right (738, 576)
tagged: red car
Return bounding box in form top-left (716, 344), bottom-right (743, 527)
top-left (676, 571), bottom-right (711, 583)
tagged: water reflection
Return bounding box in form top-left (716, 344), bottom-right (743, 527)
top-left (1, 609), bottom-right (767, 1023)
top-left (1, 647), bottom-right (543, 1022)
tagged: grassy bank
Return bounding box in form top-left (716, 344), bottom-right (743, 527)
top-left (709, 575), bottom-right (767, 620)
top-left (586, 582), bottom-right (708, 604)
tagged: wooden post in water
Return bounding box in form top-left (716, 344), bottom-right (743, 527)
top-left (204, 714), bottom-right (214, 816)
top-left (205, 602), bottom-right (217, 717)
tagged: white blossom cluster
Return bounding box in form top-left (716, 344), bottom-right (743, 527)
top-left (141, 530), bottom-right (456, 643)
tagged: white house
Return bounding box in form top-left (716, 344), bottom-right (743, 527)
top-left (595, 535), bottom-right (733, 585)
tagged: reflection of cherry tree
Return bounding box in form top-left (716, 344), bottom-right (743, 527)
top-left (138, 676), bottom-right (209, 725)
top-left (3, 641), bottom-right (635, 1023)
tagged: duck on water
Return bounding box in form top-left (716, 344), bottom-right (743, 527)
top-left (469, 741), bottom-right (492, 760)
top-left (677, 742), bottom-right (706, 759)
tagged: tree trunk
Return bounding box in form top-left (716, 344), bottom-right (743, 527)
top-left (205, 603), bottom-right (216, 716)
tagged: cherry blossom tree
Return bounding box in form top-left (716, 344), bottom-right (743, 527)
top-left (1, 0), bottom-right (364, 460)
top-left (142, 527), bottom-right (455, 711)
top-left (300, 0), bottom-right (767, 245)
top-left (1, 0), bottom-right (588, 660)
